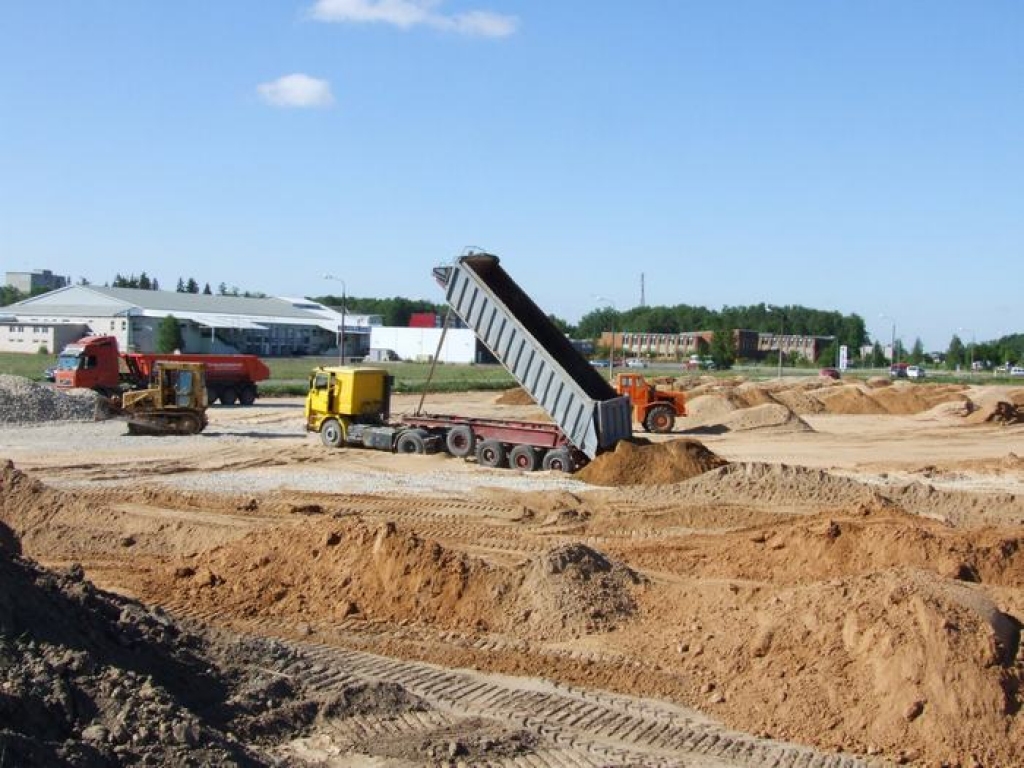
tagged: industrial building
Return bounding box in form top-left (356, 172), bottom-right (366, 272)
top-left (0, 284), bottom-right (379, 358)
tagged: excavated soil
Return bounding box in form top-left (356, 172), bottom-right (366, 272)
top-left (1, 374), bottom-right (1023, 766)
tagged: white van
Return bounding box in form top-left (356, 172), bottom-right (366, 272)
top-left (906, 365), bottom-right (926, 379)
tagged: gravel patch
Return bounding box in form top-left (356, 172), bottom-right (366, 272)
top-left (0, 375), bottom-right (107, 425)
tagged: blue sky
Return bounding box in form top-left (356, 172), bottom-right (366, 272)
top-left (1, 1), bottom-right (1021, 350)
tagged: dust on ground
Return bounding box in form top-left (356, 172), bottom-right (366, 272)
top-left (2, 373), bottom-right (1023, 767)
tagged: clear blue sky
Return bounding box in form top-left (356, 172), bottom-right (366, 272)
top-left (1, 1), bottom-right (1021, 350)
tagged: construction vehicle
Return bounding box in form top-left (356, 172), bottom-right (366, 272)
top-left (113, 360), bottom-right (209, 435)
top-left (613, 372), bottom-right (687, 433)
top-left (53, 335), bottom-right (270, 405)
top-left (305, 251), bottom-right (633, 472)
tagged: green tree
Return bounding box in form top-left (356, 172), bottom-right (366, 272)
top-left (946, 335), bottom-right (965, 371)
top-left (186, 278), bottom-right (199, 294)
top-left (1, 285), bottom-right (26, 306)
top-left (709, 324), bottom-right (736, 370)
top-left (138, 272), bottom-right (152, 290)
top-left (203, 283), bottom-right (212, 295)
top-left (156, 315), bottom-right (184, 353)
top-left (910, 338), bottom-right (925, 364)
top-left (176, 278), bottom-right (186, 292)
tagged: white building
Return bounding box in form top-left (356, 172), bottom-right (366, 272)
top-left (1, 285), bottom-right (380, 357)
top-left (369, 326), bottom-right (478, 364)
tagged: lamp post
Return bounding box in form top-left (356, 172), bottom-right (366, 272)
top-left (323, 274), bottom-right (346, 364)
top-left (767, 306), bottom-right (784, 379)
top-left (880, 313), bottom-right (896, 368)
top-left (593, 295), bottom-right (616, 380)
top-left (958, 327), bottom-right (975, 375)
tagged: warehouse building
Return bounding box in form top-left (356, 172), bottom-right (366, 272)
top-left (0, 284), bottom-right (379, 358)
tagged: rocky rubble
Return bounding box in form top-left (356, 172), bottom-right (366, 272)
top-left (0, 374), bottom-right (107, 424)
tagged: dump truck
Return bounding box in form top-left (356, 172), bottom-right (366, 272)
top-left (305, 251), bottom-right (633, 472)
top-left (613, 372), bottom-right (687, 433)
top-left (113, 360), bottom-right (209, 435)
top-left (53, 335), bottom-right (270, 405)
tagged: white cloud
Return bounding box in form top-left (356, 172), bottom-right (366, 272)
top-left (256, 74), bottom-right (335, 109)
top-left (310, 0), bottom-right (519, 38)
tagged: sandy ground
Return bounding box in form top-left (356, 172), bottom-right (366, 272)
top-left (2, 377), bottom-right (1023, 767)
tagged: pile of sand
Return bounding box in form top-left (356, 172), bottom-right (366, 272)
top-left (142, 517), bottom-right (644, 641)
top-left (576, 439), bottom-right (728, 486)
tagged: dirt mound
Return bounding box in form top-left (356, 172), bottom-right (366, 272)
top-left (493, 387), bottom-right (534, 406)
top-left (677, 462), bottom-right (1024, 525)
top-left (143, 517), bottom-right (645, 642)
top-left (576, 439), bottom-right (728, 486)
top-left (520, 543), bottom-right (645, 638)
top-left (813, 383), bottom-right (889, 414)
top-left (0, 545), bottom-right (365, 766)
top-left (719, 402), bottom-right (812, 432)
top-left (644, 567), bottom-right (1022, 766)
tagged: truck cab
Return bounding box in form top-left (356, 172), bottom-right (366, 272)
top-left (53, 335), bottom-right (123, 393)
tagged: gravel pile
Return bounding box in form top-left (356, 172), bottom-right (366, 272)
top-left (0, 374), bottom-right (107, 424)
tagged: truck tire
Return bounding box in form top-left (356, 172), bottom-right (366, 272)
top-left (475, 439), bottom-right (507, 469)
top-left (643, 404), bottom-right (675, 433)
top-left (320, 419), bottom-right (344, 448)
top-left (220, 386), bottom-right (238, 406)
top-left (239, 384), bottom-right (257, 406)
top-left (445, 425), bottom-right (475, 458)
top-left (542, 448), bottom-right (573, 472)
top-left (509, 444), bottom-right (540, 471)
top-left (395, 430), bottom-right (427, 454)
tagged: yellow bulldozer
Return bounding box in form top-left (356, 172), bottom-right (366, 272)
top-left (114, 361), bottom-right (209, 436)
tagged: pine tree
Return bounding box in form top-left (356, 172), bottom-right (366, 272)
top-left (176, 278), bottom-right (186, 293)
top-left (203, 283), bottom-right (212, 295)
top-left (186, 278), bottom-right (199, 294)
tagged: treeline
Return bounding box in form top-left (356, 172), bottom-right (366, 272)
top-left (314, 294), bottom-right (447, 328)
top-left (110, 274), bottom-right (265, 298)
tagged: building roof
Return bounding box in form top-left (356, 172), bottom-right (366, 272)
top-left (7, 285), bottom-right (378, 332)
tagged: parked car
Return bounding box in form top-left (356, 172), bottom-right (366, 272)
top-left (1010, 366), bottom-right (1024, 377)
top-left (889, 363), bottom-right (908, 378)
top-left (625, 358), bottom-right (648, 369)
top-left (43, 366), bottom-right (56, 382)
top-left (906, 365), bottom-right (926, 380)
top-left (819, 367), bottom-right (841, 380)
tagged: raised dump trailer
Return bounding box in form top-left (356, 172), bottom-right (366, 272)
top-left (432, 251), bottom-right (632, 460)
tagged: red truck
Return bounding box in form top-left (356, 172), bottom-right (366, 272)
top-left (53, 335), bottom-right (271, 405)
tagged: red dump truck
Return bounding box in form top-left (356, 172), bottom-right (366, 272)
top-left (53, 335), bottom-right (270, 405)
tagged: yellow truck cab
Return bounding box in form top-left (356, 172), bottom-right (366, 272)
top-left (305, 366), bottom-right (392, 446)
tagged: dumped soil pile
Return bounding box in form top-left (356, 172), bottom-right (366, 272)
top-left (576, 438), bottom-right (728, 486)
top-left (634, 566), bottom-right (1023, 766)
top-left (0, 525), bottom-right (431, 767)
top-left (718, 402), bottom-right (812, 432)
top-left (493, 387), bottom-right (535, 406)
top-left (141, 517), bottom-right (644, 641)
top-left (0, 460), bottom-right (256, 560)
top-left (671, 462), bottom-right (1024, 525)
top-left (0, 373), bottom-right (108, 424)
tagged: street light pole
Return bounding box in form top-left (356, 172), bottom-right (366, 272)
top-left (324, 274), bottom-right (346, 365)
top-left (593, 295), bottom-right (616, 380)
top-left (768, 306), bottom-right (784, 379)
top-left (880, 314), bottom-right (896, 368)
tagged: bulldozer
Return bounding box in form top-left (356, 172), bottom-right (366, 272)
top-left (613, 372), bottom-right (687, 433)
top-left (114, 361), bottom-right (209, 436)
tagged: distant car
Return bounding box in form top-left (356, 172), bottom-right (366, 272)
top-left (1010, 366), bottom-right (1024, 377)
top-left (889, 363), bottom-right (909, 378)
top-left (906, 365), bottom-right (926, 380)
top-left (819, 367), bottom-right (841, 380)
top-left (590, 359), bottom-right (610, 368)
top-left (625, 358), bottom-right (648, 369)
top-left (43, 366), bottom-right (56, 382)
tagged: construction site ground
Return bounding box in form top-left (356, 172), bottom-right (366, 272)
top-left (1, 375), bottom-right (1023, 767)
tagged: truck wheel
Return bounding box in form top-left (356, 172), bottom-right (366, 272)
top-left (395, 430), bottom-right (427, 454)
top-left (445, 425), bottom-right (475, 458)
top-left (239, 385), bottom-right (257, 406)
top-left (509, 444), bottom-right (540, 471)
top-left (541, 448), bottom-right (573, 472)
top-left (643, 405), bottom-right (675, 433)
top-left (475, 439), bottom-right (507, 468)
top-left (220, 386), bottom-right (238, 406)
top-left (320, 419), bottom-right (344, 448)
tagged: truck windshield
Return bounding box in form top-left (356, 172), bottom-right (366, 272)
top-left (57, 354), bottom-right (82, 370)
